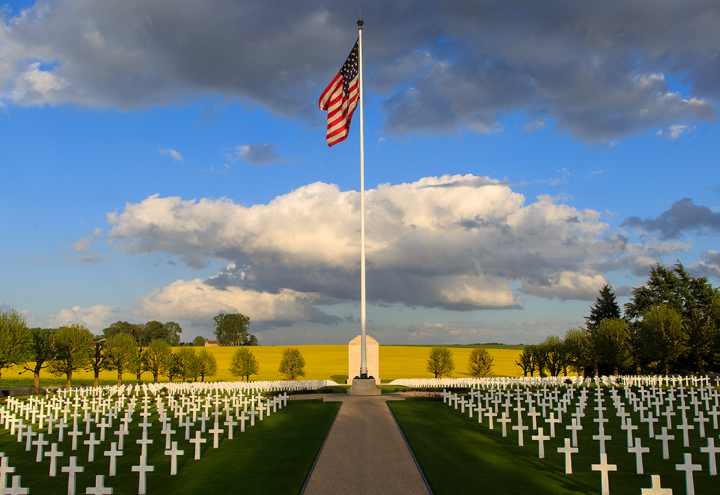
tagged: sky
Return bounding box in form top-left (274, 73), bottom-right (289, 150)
top-left (1, 0), bottom-right (719, 346)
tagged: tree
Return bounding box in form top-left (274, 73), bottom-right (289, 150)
top-left (131, 345), bottom-right (146, 382)
top-left (105, 332), bottom-right (137, 386)
top-left (539, 336), bottom-right (567, 377)
top-left (192, 336), bottom-right (206, 346)
top-left (175, 347), bottom-right (200, 381)
top-left (426, 347), bottom-right (454, 379)
top-left (229, 347), bottom-right (259, 381)
top-left (624, 321), bottom-right (647, 375)
top-left (143, 339), bottom-right (173, 383)
top-left (243, 334), bottom-right (259, 346)
top-left (196, 348), bottom-right (218, 382)
top-left (467, 348), bottom-right (493, 377)
top-left (642, 304), bottom-right (684, 375)
top-left (596, 318), bottom-right (630, 376)
top-left (564, 328), bottom-right (591, 375)
top-left (0, 308), bottom-right (31, 380)
top-left (142, 321), bottom-right (168, 346)
top-left (21, 328), bottom-right (56, 394)
top-left (532, 345), bottom-right (549, 377)
top-left (85, 338), bottom-right (109, 388)
top-left (162, 353), bottom-right (181, 382)
top-left (102, 321), bottom-right (144, 344)
top-left (213, 312), bottom-right (250, 346)
top-left (278, 347), bottom-right (306, 380)
top-left (515, 346), bottom-right (537, 377)
top-left (586, 284), bottom-right (622, 332)
top-left (164, 322), bottom-right (182, 346)
top-left (47, 324), bottom-right (94, 390)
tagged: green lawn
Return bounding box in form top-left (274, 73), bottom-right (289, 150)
top-left (389, 393), bottom-right (716, 495)
top-left (0, 398), bottom-right (340, 495)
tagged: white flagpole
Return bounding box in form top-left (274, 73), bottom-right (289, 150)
top-left (357, 17), bottom-right (367, 378)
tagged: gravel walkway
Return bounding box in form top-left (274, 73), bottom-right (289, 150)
top-left (302, 394), bottom-right (431, 495)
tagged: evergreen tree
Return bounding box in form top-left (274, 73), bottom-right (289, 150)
top-left (586, 284), bottom-right (622, 332)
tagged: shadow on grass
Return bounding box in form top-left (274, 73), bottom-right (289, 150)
top-left (1, 400), bottom-right (341, 495)
top-left (389, 399), bottom-right (716, 495)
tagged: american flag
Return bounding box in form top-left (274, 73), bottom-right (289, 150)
top-left (319, 40), bottom-right (359, 147)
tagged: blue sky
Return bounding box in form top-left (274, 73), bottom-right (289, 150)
top-left (1, 1), bottom-right (719, 345)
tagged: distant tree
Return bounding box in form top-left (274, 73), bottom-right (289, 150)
top-left (563, 328), bottom-right (591, 376)
top-left (192, 336), bottom-right (206, 347)
top-left (642, 304), bottom-right (685, 375)
top-left (175, 347), bottom-right (200, 382)
top-left (624, 321), bottom-right (647, 375)
top-left (196, 348), bottom-right (218, 382)
top-left (142, 321), bottom-right (168, 346)
top-left (131, 345), bottom-right (147, 382)
top-left (143, 339), bottom-right (173, 383)
top-left (467, 348), bottom-right (493, 377)
top-left (278, 347), bottom-right (306, 380)
top-left (105, 333), bottom-right (138, 386)
top-left (85, 338), bottom-right (109, 388)
top-left (586, 284), bottom-right (622, 332)
top-left (532, 345), bottom-right (549, 377)
top-left (0, 308), bottom-right (31, 380)
top-left (213, 312), bottom-right (250, 346)
top-left (164, 322), bottom-right (183, 346)
top-left (243, 334), bottom-right (259, 346)
top-left (515, 346), bottom-right (536, 377)
top-left (48, 324), bottom-right (94, 390)
top-left (102, 321), bottom-right (144, 344)
top-left (426, 347), bottom-right (454, 379)
top-left (230, 347), bottom-right (260, 381)
top-left (539, 336), bottom-right (567, 377)
top-left (596, 318), bottom-right (631, 376)
top-left (21, 328), bottom-right (56, 393)
top-left (162, 354), bottom-right (181, 382)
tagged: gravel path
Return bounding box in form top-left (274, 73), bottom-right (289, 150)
top-left (302, 394), bottom-right (431, 495)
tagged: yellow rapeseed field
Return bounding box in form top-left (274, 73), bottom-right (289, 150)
top-left (7, 345), bottom-right (522, 385)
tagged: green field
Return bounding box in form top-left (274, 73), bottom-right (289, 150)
top-left (1, 345), bottom-right (524, 388)
top-left (0, 398), bottom-right (340, 494)
top-left (389, 394), bottom-right (715, 495)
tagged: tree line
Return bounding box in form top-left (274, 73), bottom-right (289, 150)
top-left (0, 312), bottom-right (267, 393)
top-left (515, 262), bottom-right (720, 377)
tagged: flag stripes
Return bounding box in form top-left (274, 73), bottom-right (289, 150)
top-left (319, 40), bottom-right (359, 147)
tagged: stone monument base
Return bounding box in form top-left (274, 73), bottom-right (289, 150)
top-left (347, 377), bottom-right (382, 396)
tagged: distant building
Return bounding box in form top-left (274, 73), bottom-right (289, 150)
top-left (205, 340), bottom-right (219, 347)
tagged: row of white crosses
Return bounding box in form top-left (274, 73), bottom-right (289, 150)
top-left (0, 382), bottom-right (291, 494)
top-left (441, 376), bottom-right (720, 495)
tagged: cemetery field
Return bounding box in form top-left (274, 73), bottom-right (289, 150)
top-left (389, 393), bottom-right (717, 495)
top-left (1, 345), bottom-right (523, 388)
top-left (0, 398), bottom-right (341, 494)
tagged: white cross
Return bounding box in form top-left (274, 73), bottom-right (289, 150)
top-left (164, 441), bottom-right (184, 476)
top-left (498, 413), bottom-right (511, 437)
top-left (700, 437), bottom-right (720, 476)
top-left (641, 474), bottom-right (673, 495)
top-left (113, 424), bottom-right (128, 450)
top-left (545, 412), bottom-right (560, 438)
top-left (512, 418), bottom-right (529, 447)
top-left (557, 437), bottom-right (578, 474)
top-left (621, 419), bottom-right (638, 447)
top-left (22, 425), bottom-right (36, 452)
top-left (677, 419), bottom-right (694, 447)
top-left (198, 413), bottom-right (210, 432)
top-left (591, 453), bottom-right (617, 495)
top-left (628, 437), bottom-right (650, 474)
top-left (655, 427), bottom-right (675, 460)
top-left (565, 417), bottom-right (582, 447)
top-left (531, 427), bottom-right (551, 459)
top-left (136, 434), bottom-right (153, 458)
top-left (56, 418), bottom-right (68, 442)
top-left (693, 412), bottom-right (709, 438)
top-left (103, 442), bottom-right (123, 477)
top-left (61, 455), bottom-right (84, 495)
top-left (238, 411), bottom-right (248, 433)
top-left (675, 452), bottom-right (702, 495)
top-left (209, 422), bottom-right (224, 449)
top-left (131, 455), bottom-right (154, 495)
top-left (32, 433), bottom-right (49, 462)
top-left (190, 430), bottom-right (206, 460)
top-left (248, 409), bottom-right (258, 427)
top-left (44, 443), bottom-right (64, 477)
top-left (85, 474), bottom-right (113, 495)
top-left (97, 417), bottom-right (110, 442)
top-left (161, 422), bottom-right (176, 449)
top-left (485, 410), bottom-right (497, 430)
top-left (644, 412), bottom-right (658, 438)
top-left (4, 475), bottom-right (29, 495)
top-left (0, 456), bottom-right (16, 491)
top-left (592, 429), bottom-right (612, 455)
top-left (224, 416), bottom-right (237, 440)
top-left (68, 423), bottom-right (83, 451)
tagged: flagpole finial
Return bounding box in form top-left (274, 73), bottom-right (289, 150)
top-left (357, 19), bottom-right (363, 27)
